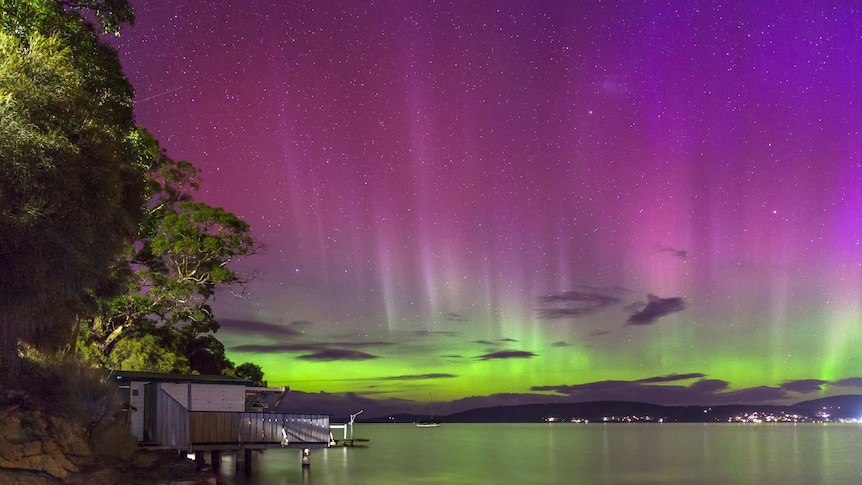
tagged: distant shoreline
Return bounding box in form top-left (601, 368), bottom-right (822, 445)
top-left (356, 395), bottom-right (862, 424)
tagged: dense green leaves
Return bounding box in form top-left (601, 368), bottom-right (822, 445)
top-left (1, 1), bottom-right (265, 385)
top-left (0, 0), bottom-right (144, 375)
top-left (2, 0), bottom-right (137, 132)
top-left (236, 362), bottom-right (267, 388)
top-left (77, 136), bottom-right (258, 377)
top-left (56, 0), bottom-right (136, 35)
top-left (107, 335), bottom-right (190, 374)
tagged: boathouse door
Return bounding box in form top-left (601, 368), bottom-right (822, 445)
top-left (143, 382), bottom-right (158, 443)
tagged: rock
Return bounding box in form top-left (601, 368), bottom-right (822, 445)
top-left (0, 415), bottom-right (22, 441)
top-left (23, 454), bottom-right (67, 479)
top-left (48, 416), bottom-right (91, 461)
top-left (43, 441), bottom-right (79, 474)
top-left (90, 415), bottom-right (136, 461)
top-left (133, 450), bottom-right (159, 468)
top-left (0, 469), bottom-right (62, 485)
top-left (33, 418), bottom-right (48, 434)
top-left (23, 440), bottom-right (42, 457)
top-left (63, 467), bottom-right (123, 485)
top-left (0, 440), bottom-right (23, 462)
top-left (1, 392), bottom-right (217, 485)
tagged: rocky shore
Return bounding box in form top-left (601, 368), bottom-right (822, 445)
top-left (0, 390), bottom-right (217, 485)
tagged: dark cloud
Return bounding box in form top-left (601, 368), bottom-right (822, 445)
top-left (265, 374), bottom-right (850, 418)
top-left (472, 339), bottom-right (497, 345)
top-left (499, 338), bottom-right (518, 342)
top-left (259, 373), bottom-right (456, 387)
top-left (537, 288), bottom-right (622, 319)
top-left (781, 379), bottom-right (828, 393)
top-left (440, 392), bottom-right (572, 415)
top-left (590, 330), bottom-right (611, 337)
top-left (381, 373), bottom-right (456, 381)
top-left (440, 354), bottom-right (464, 359)
top-left (289, 320), bottom-right (314, 327)
top-left (413, 330), bottom-right (458, 337)
top-left (636, 373), bottom-right (706, 383)
top-left (219, 318), bottom-right (300, 338)
top-left (831, 377), bottom-right (862, 387)
top-left (532, 380), bottom-right (630, 394)
top-left (298, 349), bottom-right (378, 362)
top-left (658, 246), bottom-right (688, 259)
top-left (530, 375), bottom-right (797, 406)
top-left (445, 312), bottom-right (469, 322)
top-left (550, 340), bottom-right (572, 347)
top-left (625, 301), bottom-right (645, 313)
top-left (268, 390), bottom-right (422, 418)
top-left (329, 341), bottom-right (393, 348)
top-left (716, 386), bottom-right (789, 403)
top-left (231, 343), bottom-right (319, 353)
top-left (476, 350), bottom-right (537, 360)
top-left (687, 379), bottom-right (730, 393)
top-left (626, 294), bottom-right (686, 325)
top-left (231, 340), bottom-right (392, 354)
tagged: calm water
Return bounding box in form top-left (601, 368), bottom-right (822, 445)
top-left (215, 423), bottom-right (862, 484)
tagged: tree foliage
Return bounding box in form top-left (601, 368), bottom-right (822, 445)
top-left (56, 0), bottom-right (136, 35)
top-left (0, 0), bottom-right (144, 375)
top-left (0, 1), bottom-right (266, 385)
top-left (77, 134), bottom-right (258, 376)
top-left (236, 362), bottom-right (267, 388)
top-left (106, 334), bottom-right (190, 374)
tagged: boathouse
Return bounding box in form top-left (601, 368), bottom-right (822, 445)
top-left (111, 371), bottom-right (331, 464)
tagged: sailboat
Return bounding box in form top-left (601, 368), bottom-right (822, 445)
top-left (416, 393), bottom-right (442, 427)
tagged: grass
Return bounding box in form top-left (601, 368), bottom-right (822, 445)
top-left (9, 346), bottom-right (123, 436)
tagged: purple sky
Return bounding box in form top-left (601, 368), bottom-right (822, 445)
top-left (115, 1), bottom-right (862, 417)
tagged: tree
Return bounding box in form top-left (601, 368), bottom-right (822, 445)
top-left (236, 362), bottom-right (267, 388)
top-left (106, 334), bottom-right (190, 374)
top-left (77, 136), bottom-right (258, 375)
top-left (56, 0), bottom-right (135, 36)
top-left (0, 0), bottom-right (145, 377)
top-left (184, 335), bottom-right (235, 376)
top-left (0, 1), bottom-right (260, 379)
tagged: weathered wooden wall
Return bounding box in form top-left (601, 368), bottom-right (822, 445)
top-left (144, 384), bottom-right (190, 449)
top-left (190, 384), bottom-right (245, 412)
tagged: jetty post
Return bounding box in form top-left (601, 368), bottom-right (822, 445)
top-left (329, 409), bottom-right (369, 447)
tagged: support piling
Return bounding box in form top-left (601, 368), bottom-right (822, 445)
top-left (244, 449), bottom-right (253, 472)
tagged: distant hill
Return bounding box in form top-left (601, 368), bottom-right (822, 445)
top-left (790, 394), bottom-right (862, 418)
top-left (363, 395), bottom-right (862, 423)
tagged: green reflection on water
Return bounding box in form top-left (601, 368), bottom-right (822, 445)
top-left (217, 423), bottom-right (862, 485)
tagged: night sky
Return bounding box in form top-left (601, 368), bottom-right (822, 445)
top-left (115, 0), bottom-right (862, 416)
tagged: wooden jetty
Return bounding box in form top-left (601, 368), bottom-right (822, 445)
top-left (329, 409), bottom-right (370, 447)
top-left (331, 438), bottom-right (370, 447)
top-left (112, 371), bottom-right (331, 470)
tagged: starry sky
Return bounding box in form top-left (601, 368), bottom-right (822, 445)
top-left (114, 0), bottom-right (862, 416)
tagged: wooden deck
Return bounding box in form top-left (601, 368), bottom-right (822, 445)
top-left (331, 438), bottom-right (370, 447)
top-left (190, 412), bottom-right (331, 449)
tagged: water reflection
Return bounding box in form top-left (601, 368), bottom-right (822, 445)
top-left (213, 423), bottom-right (862, 485)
